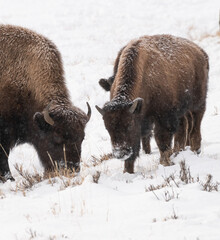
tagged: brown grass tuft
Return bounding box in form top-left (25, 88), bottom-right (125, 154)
top-left (89, 153), bottom-right (113, 167)
top-left (179, 160), bottom-right (199, 184)
top-left (12, 160), bottom-right (82, 193)
top-left (200, 174), bottom-right (219, 192)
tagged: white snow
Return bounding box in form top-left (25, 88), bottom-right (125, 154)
top-left (0, 0), bottom-right (220, 239)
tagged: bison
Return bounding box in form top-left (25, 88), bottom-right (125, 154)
top-left (0, 25), bottom-right (91, 181)
top-left (96, 35), bottom-right (209, 173)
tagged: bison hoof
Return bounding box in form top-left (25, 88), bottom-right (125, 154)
top-left (160, 160), bottom-right (174, 166)
top-left (0, 172), bottom-right (15, 183)
top-left (196, 148), bottom-right (201, 155)
top-left (159, 156), bottom-right (174, 167)
top-left (190, 147), bottom-right (201, 155)
top-left (159, 150), bottom-right (174, 167)
top-left (144, 149), bottom-right (151, 154)
top-left (123, 168), bottom-right (134, 174)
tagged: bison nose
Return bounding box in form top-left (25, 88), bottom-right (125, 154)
top-left (113, 149), bottom-right (124, 159)
top-left (113, 146), bottom-right (133, 160)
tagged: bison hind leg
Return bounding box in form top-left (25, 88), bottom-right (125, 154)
top-left (142, 134), bottom-right (152, 154)
top-left (189, 109), bottom-right (205, 153)
top-left (174, 115), bottom-right (189, 154)
top-left (141, 118), bottom-right (153, 154)
top-left (154, 122), bottom-right (173, 166)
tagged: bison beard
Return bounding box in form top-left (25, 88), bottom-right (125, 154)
top-left (96, 35), bottom-right (209, 173)
top-left (0, 25), bottom-right (91, 181)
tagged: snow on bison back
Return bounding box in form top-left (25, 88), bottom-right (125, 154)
top-left (0, 25), bottom-right (91, 181)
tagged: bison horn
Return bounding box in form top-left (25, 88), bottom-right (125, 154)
top-left (86, 102), bottom-right (91, 121)
top-left (43, 102), bottom-right (54, 126)
top-left (95, 105), bottom-right (105, 116)
top-left (129, 98), bottom-right (143, 114)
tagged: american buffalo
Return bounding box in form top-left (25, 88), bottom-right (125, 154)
top-left (0, 25), bottom-right (91, 181)
top-left (96, 35), bottom-right (209, 173)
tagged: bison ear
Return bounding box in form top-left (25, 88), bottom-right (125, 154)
top-left (129, 98), bottom-right (143, 114)
top-left (33, 112), bottom-right (52, 131)
top-left (99, 77), bottom-right (114, 91)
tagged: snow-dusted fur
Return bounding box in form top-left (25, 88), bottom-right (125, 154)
top-left (0, 25), bottom-right (90, 180)
top-left (97, 35), bottom-right (209, 173)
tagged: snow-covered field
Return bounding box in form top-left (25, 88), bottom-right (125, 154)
top-left (0, 0), bottom-right (220, 239)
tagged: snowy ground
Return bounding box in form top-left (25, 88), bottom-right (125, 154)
top-left (0, 0), bottom-right (220, 239)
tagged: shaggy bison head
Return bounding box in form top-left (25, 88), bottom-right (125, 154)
top-left (96, 97), bottom-right (143, 161)
top-left (33, 102), bottom-right (91, 171)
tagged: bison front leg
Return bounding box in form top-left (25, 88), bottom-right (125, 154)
top-left (0, 144), bottom-right (13, 182)
top-left (124, 159), bottom-right (135, 174)
top-left (154, 122), bottom-right (173, 166)
top-left (174, 116), bottom-right (188, 153)
top-left (142, 136), bottom-right (151, 154)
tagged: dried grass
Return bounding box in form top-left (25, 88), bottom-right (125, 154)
top-left (11, 151), bottom-right (112, 193)
top-left (12, 158), bottom-right (82, 193)
top-left (89, 153), bottom-right (112, 167)
top-left (163, 207), bottom-right (178, 221)
top-left (153, 207), bottom-right (178, 222)
top-left (179, 160), bottom-right (199, 184)
top-left (200, 174), bottom-right (219, 192)
top-left (163, 188), bottom-right (179, 202)
top-left (145, 173), bottom-right (180, 201)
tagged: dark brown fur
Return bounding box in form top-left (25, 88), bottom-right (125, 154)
top-left (97, 35), bottom-right (209, 173)
top-left (0, 25), bottom-right (91, 181)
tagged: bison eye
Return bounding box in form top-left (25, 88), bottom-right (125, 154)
top-left (53, 133), bottom-right (63, 144)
